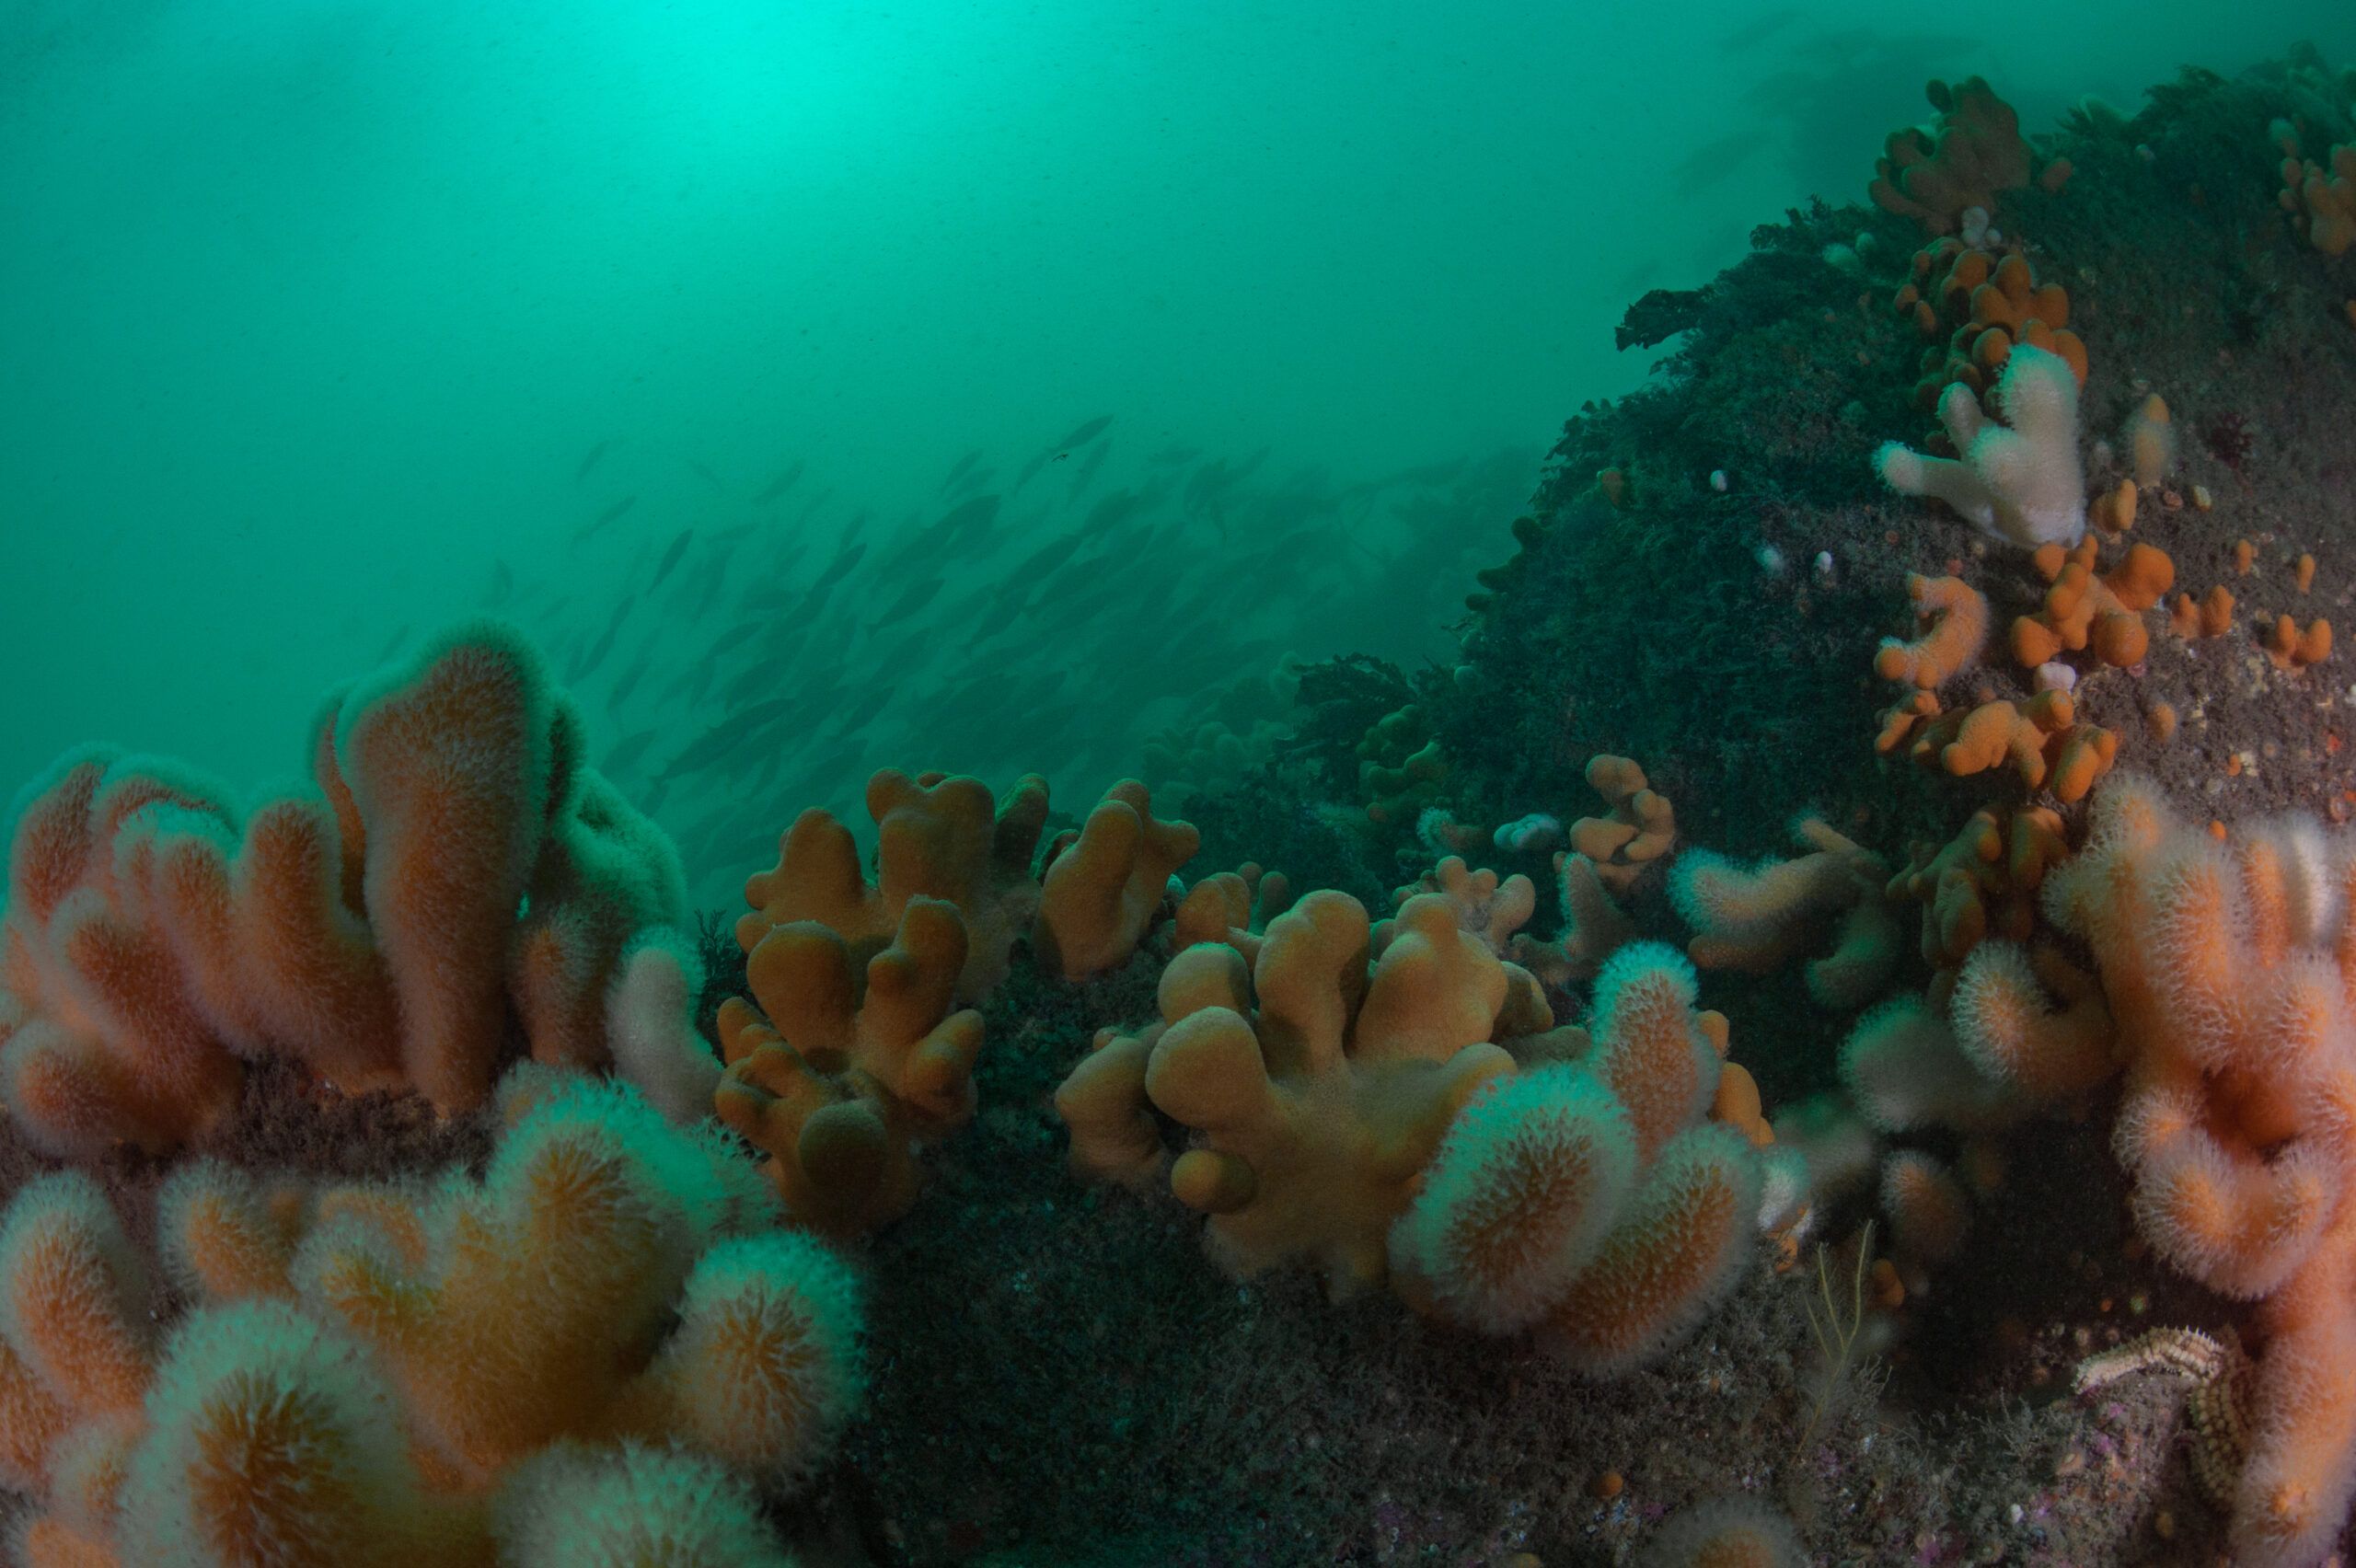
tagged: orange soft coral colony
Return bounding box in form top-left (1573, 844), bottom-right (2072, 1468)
top-left (714, 897), bottom-right (986, 1237)
top-left (1869, 76), bottom-right (2032, 235)
top-left (0, 1078), bottom-right (864, 1563)
top-left (1058, 889), bottom-right (1534, 1296)
top-left (0, 622), bottom-right (689, 1157)
top-left (1997, 782), bottom-right (2356, 1565)
top-left (300, 1079), bottom-right (854, 1491)
top-left (2278, 140), bottom-right (2356, 256)
top-left (1380, 855), bottom-right (1537, 959)
top-left (0, 752), bottom-right (251, 1156)
top-left (1893, 245), bottom-right (2087, 409)
top-left (1034, 778), bottom-right (1201, 980)
top-left (1357, 703), bottom-right (1447, 825)
top-left (1569, 754), bottom-right (1678, 894)
top-left (327, 619), bottom-right (575, 1111)
top-left (506, 767), bottom-right (691, 1075)
top-left (1887, 805), bottom-right (2067, 972)
top-left (2166, 584), bottom-right (2233, 640)
top-left (1888, 688), bottom-right (2116, 803)
top-left (2263, 614), bottom-right (2333, 671)
top-left (1875, 573), bottom-right (1989, 688)
top-left (735, 767), bottom-right (1050, 1003)
top-left (1508, 847), bottom-right (1638, 989)
top-left (1392, 942), bottom-right (1770, 1373)
top-left (1172, 861), bottom-right (1296, 967)
top-left (1669, 820), bottom-right (1900, 1010)
top-left (2010, 536), bottom-right (2174, 670)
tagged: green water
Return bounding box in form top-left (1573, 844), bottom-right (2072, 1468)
top-left (4, 0), bottom-right (2352, 900)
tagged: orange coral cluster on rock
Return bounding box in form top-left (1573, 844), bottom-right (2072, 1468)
top-left (1034, 780), bottom-right (1202, 981)
top-left (0, 1075), bottom-right (860, 1563)
top-left (1511, 848), bottom-right (1639, 989)
top-left (2010, 536), bottom-right (2175, 669)
top-left (1669, 820), bottom-right (1901, 1010)
top-left (2087, 478), bottom-right (2140, 536)
top-left (0, 622), bottom-right (687, 1158)
top-left (735, 767), bottom-right (1047, 1001)
top-left (1879, 688), bottom-right (2116, 803)
top-left (734, 767), bottom-right (1197, 990)
top-left (1055, 891), bottom-right (1533, 1293)
top-left (1172, 861), bottom-right (1296, 966)
top-left (716, 768), bottom-right (1198, 1232)
top-left (2264, 614), bottom-right (2334, 671)
top-left (2168, 583), bottom-right (2236, 639)
top-left (1380, 856), bottom-right (1539, 963)
top-left (1876, 573), bottom-right (1989, 688)
top-left (1569, 755), bottom-right (1678, 894)
top-left (714, 899), bottom-right (986, 1237)
top-left (2277, 133), bottom-right (2356, 255)
top-left (1057, 885), bottom-right (1781, 1369)
top-left (1886, 804), bottom-right (2067, 974)
top-left (1974, 780), bottom-right (2356, 1565)
top-left (1893, 245), bottom-right (2087, 409)
top-left (1869, 77), bottom-right (2035, 236)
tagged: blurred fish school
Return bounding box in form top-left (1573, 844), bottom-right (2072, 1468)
top-left (456, 417), bottom-right (1536, 904)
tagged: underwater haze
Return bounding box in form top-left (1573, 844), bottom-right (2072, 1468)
top-left (17, 2), bottom-right (2356, 1565)
top-left (6, 0), bottom-right (2354, 903)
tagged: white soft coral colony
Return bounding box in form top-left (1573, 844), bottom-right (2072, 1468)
top-left (1875, 342), bottom-right (2086, 548)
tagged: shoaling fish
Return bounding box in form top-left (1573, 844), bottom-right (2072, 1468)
top-left (1066, 438), bottom-right (1112, 498)
top-left (873, 575), bottom-right (946, 628)
top-left (575, 437), bottom-right (620, 482)
top-left (936, 447), bottom-right (986, 493)
top-left (1052, 414), bottom-right (1114, 452)
top-left (752, 459), bottom-right (804, 504)
top-left (606, 647), bottom-right (656, 708)
top-left (1011, 414), bottom-right (1114, 492)
top-left (803, 539), bottom-right (867, 598)
top-left (648, 529), bottom-right (695, 591)
top-left (827, 684), bottom-right (895, 738)
top-left (656, 695), bottom-right (813, 782)
top-left (658, 719), bottom-right (750, 782)
top-left (1009, 530), bottom-right (1088, 586)
top-left (577, 494), bottom-right (638, 542)
top-left (891, 493), bottom-right (998, 564)
top-left (572, 616), bottom-right (624, 683)
top-left (601, 728), bottom-right (660, 776)
top-left (720, 649), bottom-right (792, 709)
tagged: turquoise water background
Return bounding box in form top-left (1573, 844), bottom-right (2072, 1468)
top-left (6, 1), bottom-right (2354, 882)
